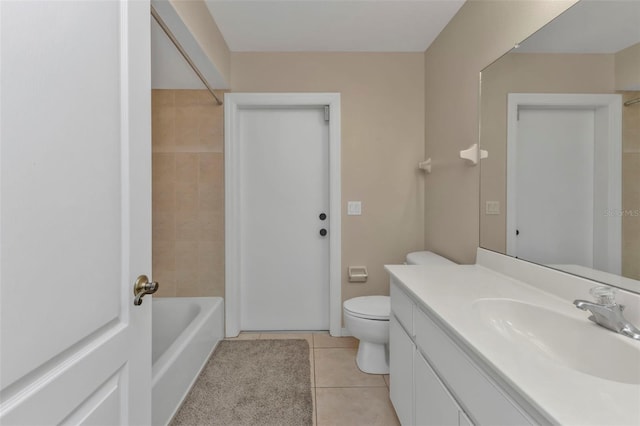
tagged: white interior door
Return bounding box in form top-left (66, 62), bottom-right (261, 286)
top-left (514, 107), bottom-right (595, 266)
top-left (239, 106), bottom-right (329, 330)
top-left (0, 1), bottom-right (152, 424)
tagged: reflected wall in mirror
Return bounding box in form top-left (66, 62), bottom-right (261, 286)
top-left (479, 0), bottom-right (640, 293)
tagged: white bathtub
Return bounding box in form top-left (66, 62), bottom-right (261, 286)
top-left (152, 297), bottom-right (224, 426)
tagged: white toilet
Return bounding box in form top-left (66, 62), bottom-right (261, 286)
top-left (343, 251), bottom-right (455, 374)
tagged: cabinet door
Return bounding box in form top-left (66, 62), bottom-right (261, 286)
top-left (414, 350), bottom-right (460, 426)
top-left (390, 315), bottom-right (414, 426)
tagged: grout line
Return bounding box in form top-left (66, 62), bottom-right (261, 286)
top-left (312, 350), bottom-right (318, 426)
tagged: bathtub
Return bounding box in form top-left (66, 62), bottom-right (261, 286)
top-left (152, 297), bottom-right (224, 426)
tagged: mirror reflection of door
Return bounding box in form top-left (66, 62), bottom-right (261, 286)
top-left (513, 107), bottom-right (595, 266)
top-left (505, 93), bottom-right (622, 277)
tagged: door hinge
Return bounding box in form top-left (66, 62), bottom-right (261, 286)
top-left (324, 106), bottom-right (330, 122)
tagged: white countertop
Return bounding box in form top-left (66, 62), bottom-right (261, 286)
top-left (385, 264), bottom-right (640, 426)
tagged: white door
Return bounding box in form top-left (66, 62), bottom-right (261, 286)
top-left (1, 1), bottom-right (152, 424)
top-left (513, 108), bottom-right (595, 266)
top-left (239, 106), bottom-right (329, 330)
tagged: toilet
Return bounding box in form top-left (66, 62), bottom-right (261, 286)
top-left (343, 251), bottom-right (455, 374)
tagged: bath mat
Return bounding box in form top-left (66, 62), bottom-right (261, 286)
top-left (170, 339), bottom-right (312, 426)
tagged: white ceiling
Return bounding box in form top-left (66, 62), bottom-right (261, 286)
top-left (516, 0), bottom-right (640, 54)
top-left (203, 0), bottom-right (466, 52)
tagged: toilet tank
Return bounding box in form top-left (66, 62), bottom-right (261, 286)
top-left (406, 251), bottom-right (455, 265)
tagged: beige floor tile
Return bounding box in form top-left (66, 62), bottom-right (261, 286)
top-left (310, 349), bottom-right (315, 388)
top-left (383, 374), bottom-right (390, 387)
top-left (313, 333), bottom-right (359, 348)
top-left (225, 332), bottom-right (260, 340)
top-left (314, 348), bottom-right (386, 388)
top-left (259, 332), bottom-right (314, 347)
top-left (316, 387), bottom-right (400, 426)
top-left (312, 387), bottom-right (317, 426)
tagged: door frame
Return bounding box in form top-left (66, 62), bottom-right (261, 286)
top-left (506, 93), bottom-right (622, 274)
top-left (224, 93), bottom-right (342, 337)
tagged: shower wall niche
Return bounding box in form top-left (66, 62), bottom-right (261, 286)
top-left (151, 89), bottom-right (225, 297)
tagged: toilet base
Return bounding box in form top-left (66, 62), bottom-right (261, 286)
top-left (355, 341), bottom-right (389, 374)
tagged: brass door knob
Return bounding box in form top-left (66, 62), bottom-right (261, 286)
top-left (133, 275), bottom-right (159, 306)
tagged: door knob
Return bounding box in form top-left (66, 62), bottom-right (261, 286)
top-left (133, 275), bottom-right (159, 306)
top-left (319, 228), bottom-right (327, 236)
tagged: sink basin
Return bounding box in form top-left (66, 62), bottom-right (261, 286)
top-left (472, 298), bottom-right (640, 385)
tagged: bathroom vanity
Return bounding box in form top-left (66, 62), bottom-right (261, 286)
top-left (387, 249), bottom-right (640, 426)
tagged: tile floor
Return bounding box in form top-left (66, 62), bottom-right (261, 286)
top-left (226, 332), bottom-right (400, 426)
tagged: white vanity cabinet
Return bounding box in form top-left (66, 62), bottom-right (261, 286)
top-left (389, 279), bottom-right (533, 426)
top-left (389, 315), bottom-right (414, 425)
top-left (390, 281), bottom-right (469, 426)
top-left (414, 349), bottom-right (460, 426)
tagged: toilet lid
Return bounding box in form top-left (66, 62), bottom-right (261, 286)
top-left (343, 296), bottom-right (390, 320)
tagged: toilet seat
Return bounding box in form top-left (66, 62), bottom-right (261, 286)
top-left (343, 296), bottom-right (390, 320)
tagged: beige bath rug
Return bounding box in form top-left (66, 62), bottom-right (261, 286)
top-left (171, 339), bottom-right (312, 426)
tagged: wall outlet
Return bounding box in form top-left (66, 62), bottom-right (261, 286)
top-left (486, 201), bottom-right (500, 215)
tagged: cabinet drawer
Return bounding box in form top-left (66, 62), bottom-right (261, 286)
top-left (414, 307), bottom-right (532, 426)
top-left (414, 350), bottom-right (459, 426)
top-left (390, 280), bottom-right (413, 335)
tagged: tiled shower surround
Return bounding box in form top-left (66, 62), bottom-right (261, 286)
top-left (151, 89), bottom-right (225, 297)
top-left (622, 91), bottom-right (640, 280)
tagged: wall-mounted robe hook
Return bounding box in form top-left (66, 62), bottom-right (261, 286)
top-left (459, 144), bottom-right (488, 166)
top-left (418, 158), bottom-right (432, 173)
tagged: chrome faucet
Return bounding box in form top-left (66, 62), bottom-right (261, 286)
top-left (574, 286), bottom-right (640, 341)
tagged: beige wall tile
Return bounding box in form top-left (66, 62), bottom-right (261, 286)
top-left (175, 268), bottom-right (199, 295)
top-left (176, 210), bottom-right (200, 241)
top-left (153, 240), bottom-right (175, 271)
top-left (175, 241), bottom-right (198, 271)
top-left (153, 211), bottom-right (175, 242)
top-left (153, 269), bottom-right (176, 298)
top-left (198, 153), bottom-right (223, 183)
top-left (152, 153), bottom-right (176, 184)
top-left (152, 89), bottom-right (175, 107)
top-left (176, 183), bottom-right (198, 213)
top-left (622, 152), bottom-right (640, 280)
top-left (152, 105), bottom-right (175, 148)
top-left (622, 92), bottom-right (640, 152)
top-left (152, 90), bottom-right (226, 299)
top-left (175, 105), bottom-right (200, 146)
top-left (198, 185), bottom-right (223, 213)
top-left (200, 105), bottom-right (224, 151)
top-left (152, 184), bottom-right (175, 212)
top-left (175, 153), bottom-right (199, 184)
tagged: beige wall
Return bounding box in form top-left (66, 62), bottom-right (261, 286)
top-left (479, 53), bottom-right (615, 252)
top-left (171, 0), bottom-right (231, 86)
top-left (615, 43), bottom-right (640, 91)
top-left (423, 0), bottom-right (577, 264)
top-left (152, 90), bottom-right (225, 297)
top-left (231, 53), bottom-right (425, 302)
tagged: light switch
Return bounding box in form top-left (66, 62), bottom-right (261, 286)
top-left (485, 201), bottom-right (500, 215)
top-left (347, 201), bottom-right (362, 216)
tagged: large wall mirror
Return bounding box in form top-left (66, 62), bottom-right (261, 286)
top-left (479, 0), bottom-right (640, 293)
